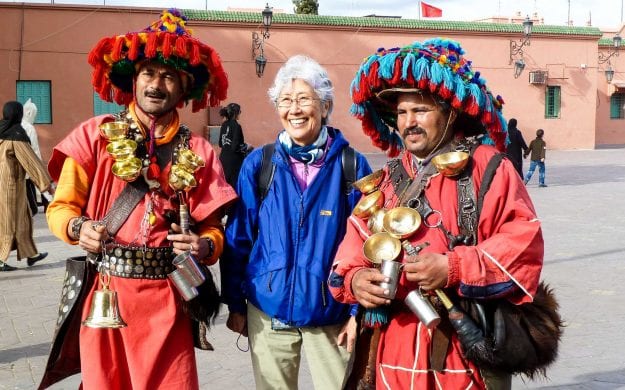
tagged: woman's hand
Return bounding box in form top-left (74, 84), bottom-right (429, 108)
top-left (337, 315), bottom-right (358, 352)
top-left (226, 312), bottom-right (248, 337)
top-left (351, 268), bottom-right (391, 308)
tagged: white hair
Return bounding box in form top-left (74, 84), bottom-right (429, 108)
top-left (267, 55), bottom-right (334, 123)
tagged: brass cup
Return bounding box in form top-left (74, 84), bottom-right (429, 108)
top-left (383, 207), bottom-right (422, 239)
top-left (363, 232), bottom-right (402, 264)
top-left (352, 190), bottom-right (384, 219)
top-left (169, 164), bottom-right (197, 191)
top-left (99, 121), bottom-right (129, 141)
top-left (111, 157), bottom-right (142, 182)
top-left (368, 208), bottom-right (388, 233)
top-left (106, 139), bottom-right (137, 160)
top-left (177, 148), bottom-right (205, 172)
top-left (431, 151), bottom-right (470, 177)
top-left (352, 169), bottom-right (384, 194)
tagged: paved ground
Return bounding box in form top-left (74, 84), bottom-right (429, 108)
top-left (2, 149), bottom-right (625, 390)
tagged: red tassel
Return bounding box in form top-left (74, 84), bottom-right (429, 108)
top-left (111, 36), bottom-right (125, 62)
top-left (147, 156), bottom-right (160, 180)
top-left (92, 66), bottom-right (105, 89)
top-left (190, 41), bottom-right (201, 65)
top-left (162, 33), bottom-right (173, 58)
top-left (390, 58), bottom-right (403, 85)
top-left (145, 32), bottom-right (158, 59)
top-left (175, 36), bottom-right (188, 57)
top-left (88, 38), bottom-right (111, 66)
top-left (128, 34), bottom-right (141, 61)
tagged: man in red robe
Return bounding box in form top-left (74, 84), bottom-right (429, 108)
top-left (329, 38), bottom-right (544, 389)
top-left (40, 9), bottom-right (236, 389)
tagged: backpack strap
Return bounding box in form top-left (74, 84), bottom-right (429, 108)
top-left (341, 146), bottom-right (357, 195)
top-left (387, 158), bottom-right (412, 199)
top-left (258, 143), bottom-right (276, 202)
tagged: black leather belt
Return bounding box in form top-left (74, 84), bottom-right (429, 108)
top-left (100, 245), bottom-right (174, 279)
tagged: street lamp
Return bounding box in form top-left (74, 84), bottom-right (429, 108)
top-left (598, 34), bottom-right (622, 64)
top-left (513, 58), bottom-right (526, 79)
top-left (605, 65), bottom-right (615, 83)
top-left (509, 16), bottom-right (533, 65)
top-left (251, 4), bottom-right (273, 78)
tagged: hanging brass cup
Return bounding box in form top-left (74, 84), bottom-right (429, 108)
top-left (177, 148), bottom-right (205, 172)
top-left (169, 164), bottom-right (197, 191)
top-left (352, 169), bottom-right (384, 194)
top-left (368, 208), bottom-right (388, 233)
top-left (82, 273), bottom-right (127, 329)
top-left (383, 207), bottom-right (422, 239)
top-left (99, 121), bottom-right (129, 141)
top-left (363, 232), bottom-right (402, 264)
top-left (352, 190), bottom-right (384, 219)
top-left (111, 157), bottom-right (142, 182)
top-left (431, 151), bottom-right (470, 177)
top-left (106, 139), bottom-right (138, 160)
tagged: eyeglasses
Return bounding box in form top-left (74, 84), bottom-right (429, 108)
top-left (276, 96), bottom-right (318, 108)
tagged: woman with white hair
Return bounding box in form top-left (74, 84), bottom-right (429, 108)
top-left (221, 55), bottom-right (372, 389)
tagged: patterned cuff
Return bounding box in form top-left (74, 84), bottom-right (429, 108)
top-left (446, 251), bottom-right (460, 288)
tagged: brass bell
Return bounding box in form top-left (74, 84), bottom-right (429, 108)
top-left (82, 273), bottom-right (127, 329)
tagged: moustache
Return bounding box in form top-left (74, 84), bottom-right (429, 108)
top-left (145, 89), bottom-right (166, 99)
top-left (403, 126), bottom-right (425, 137)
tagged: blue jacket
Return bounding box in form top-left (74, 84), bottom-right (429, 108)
top-left (221, 128), bottom-right (372, 327)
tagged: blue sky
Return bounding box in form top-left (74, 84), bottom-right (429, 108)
top-left (4, 0), bottom-right (623, 29)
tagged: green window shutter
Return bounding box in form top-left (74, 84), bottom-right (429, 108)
top-left (93, 93), bottom-right (124, 116)
top-left (610, 93), bottom-right (625, 119)
top-left (16, 81), bottom-right (52, 124)
top-left (545, 86), bottom-right (561, 118)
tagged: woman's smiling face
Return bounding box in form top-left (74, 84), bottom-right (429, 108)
top-left (277, 79), bottom-right (329, 146)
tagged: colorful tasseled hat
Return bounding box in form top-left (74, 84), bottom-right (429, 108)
top-left (350, 38), bottom-right (507, 157)
top-left (88, 9), bottom-right (228, 112)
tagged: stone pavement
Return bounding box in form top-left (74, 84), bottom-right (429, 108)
top-left (2, 149), bottom-right (625, 390)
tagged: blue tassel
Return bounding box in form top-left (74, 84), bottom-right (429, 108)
top-left (364, 306), bottom-right (389, 328)
top-left (401, 52), bottom-right (416, 81)
top-left (413, 57), bottom-right (430, 83)
top-left (378, 50), bottom-right (401, 79)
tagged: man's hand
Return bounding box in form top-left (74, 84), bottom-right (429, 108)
top-left (167, 223), bottom-right (204, 259)
top-left (337, 315), bottom-right (358, 353)
top-left (403, 252), bottom-right (449, 290)
top-left (78, 220), bottom-right (108, 254)
top-left (226, 312), bottom-right (248, 337)
top-left (351, 268), bottom-right (391, 308)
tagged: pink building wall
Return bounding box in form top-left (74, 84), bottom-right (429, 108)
top-left (0, 4), bottom-right (619, 162)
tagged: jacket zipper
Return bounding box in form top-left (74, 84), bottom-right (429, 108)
top-left (321, 282), bottom-right (327, 307)
top-left (267, 271), bottom-right (273, 292)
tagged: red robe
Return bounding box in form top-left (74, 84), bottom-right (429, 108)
top-left (47, 113), bottom-right (237, 390)
top-left (330, 145), bottom-right (544, 389)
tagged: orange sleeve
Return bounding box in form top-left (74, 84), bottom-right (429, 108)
top-left (196, 213), bottom-right (225, 266)
top-left (46, 157), bottom-right (90, 244)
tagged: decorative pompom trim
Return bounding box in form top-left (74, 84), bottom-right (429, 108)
top-left (350, 38), bottom-right (507, 156)
top-left (87, 8), bottom-right (228, 112)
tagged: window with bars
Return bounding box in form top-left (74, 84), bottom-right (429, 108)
top-left (610, 93), bottom-right (625, 119)
top-left (545, 86), bottom-right (561, 119)
top-left (93, 93), bottom-right (124, 116)
top-left (16, 81), bottom-right (52, 124)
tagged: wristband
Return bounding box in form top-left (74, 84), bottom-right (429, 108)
top-left (71, 216), bottom-right (90, 240)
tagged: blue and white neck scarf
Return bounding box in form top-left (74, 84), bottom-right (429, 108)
top-left (279, 126), bottom-right (328, 164)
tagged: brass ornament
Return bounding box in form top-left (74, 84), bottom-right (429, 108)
top-left (431, 151), bottom-right (470, 177)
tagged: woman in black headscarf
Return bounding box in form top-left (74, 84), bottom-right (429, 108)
top-left (0, 101), bottom-right (53, 271)
top-left (505, 118), bottom-right (529, 179)
top-left (218, 103), bottom-right (247, 187)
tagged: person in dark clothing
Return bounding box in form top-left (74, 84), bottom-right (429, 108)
top-left (505, 118), bottom-right (528, 178)
top-left (524, 128), bottom-right (547, 187)
top-left (218, 103), bottom-right (246, 187)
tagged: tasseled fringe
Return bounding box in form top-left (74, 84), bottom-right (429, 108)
top-left (189, 41), bottom-right (201, 65)
top-left (377, 50), bottom-right (400, 80)
top-left (175, 36), bottom-right (188, 57)
top-left (128, 34), bottom-right (141, 61)
top-left (145, 32), bottom-right (159, 59)
top-left (363, 307), bottom-right (389, 328)
top-left (88, 38), bottom-right (112, 66)
top-left (162, 33), bottom-right (173, 58)
top-left (91, 66), bottom-right (106, 90)
top-left (111, 36), bottom-right (125, 62)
